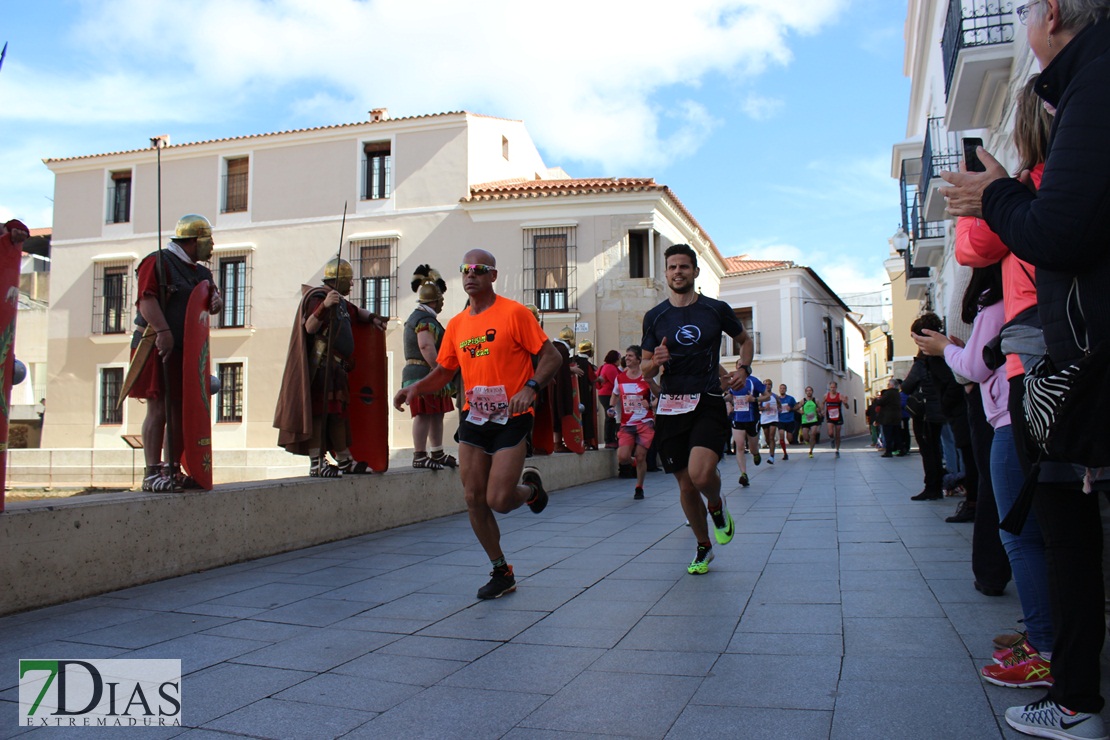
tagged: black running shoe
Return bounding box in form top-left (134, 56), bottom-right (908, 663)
top-left (523, 467), bottom-right (548, 513)
top-left (738, 473), bottom-right (749, 487)
top-left (477, 566), bottom-right (516, 599)
top-left (634, 486), bottom-right (644, 500)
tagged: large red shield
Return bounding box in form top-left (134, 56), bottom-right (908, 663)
top-left (347, 321), bottom-right (389, 472)
top-left (180, 282), bottom-right (213, 489)
top-left (561, 377), bottom-right (585, 454)
top-left (0, 234), bottom-right (20, 508)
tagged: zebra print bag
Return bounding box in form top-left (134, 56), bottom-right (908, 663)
top-left (1022, 346), bottom-right (1110, 468)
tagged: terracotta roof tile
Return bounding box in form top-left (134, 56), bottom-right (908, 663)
top-left (465, 178), bottom-right (720, 256)
top-left (723, 255), bottom-right (795, 275)
top-left (42, 110), bottom-right (496, 164)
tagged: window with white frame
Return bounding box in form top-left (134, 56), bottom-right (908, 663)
top-left (216, 250), bottom-right (252, 328)
top-left (222, 157), bottom-right (249, 213)
top-left (351, 236), bottom-right (397, 318)
top-left (835, 325), bottom-right (845, 371)
top-left (99, 367), bottom-right (124, 425)
top-left (724, 307), bottom-right (759, 357)
top-left (92, 259), bottom-right (133, 335)
top-left (216, 362), bottom-right (243, 423)
top-left (361, 142), bottom-right (392, 200)
top-left (106, 170), bottom-right (131, 224)
top-left (524, 226), bottom-right (577, 312)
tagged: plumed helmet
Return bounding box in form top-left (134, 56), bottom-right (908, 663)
top-left (558, 326), bottom-right (574, 342)
top-left (324, 258), bottom-right (354, 282)
top-left (577, 340), bottom-right (594, 356)
top-left (411, 264), bottom-right (447, 304)
top-left (524, 304), bottom-right (540, 321)
top-left (174, 214), bottom-right (212, 241)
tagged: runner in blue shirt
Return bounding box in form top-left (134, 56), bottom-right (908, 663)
top-left (776, 383), bottom-right (797, 461)
top-left (728, 367), bottom-right (767, 487)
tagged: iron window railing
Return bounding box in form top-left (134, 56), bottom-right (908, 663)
top-left (911, 193), bottom-right (947, 241)
top-left (904, 243), bottom-right (931, 280)
top-left (217, 252), bottom-right (252, 328)
top-left (222, 172), bottom-right (248, 213)
top-left (919, 117), bottom-right (960, 196)
top-left (216, 362), bottom-right (243, 423)
top-left (99, 367), bottom-right (123, 425)
top-left (524, 227), bottom-right (577, 313)
top-left (92, 261), bottom-right (132, 335)
top-left (362, 143), bottom-right (392, 200)
top-left (942, 0), bottom-right (1015, 96)
top-left (351, 237), bottom-right (397, 318)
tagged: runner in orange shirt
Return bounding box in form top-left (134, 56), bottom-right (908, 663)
top-left (394, 248), bottom-right (561, 600)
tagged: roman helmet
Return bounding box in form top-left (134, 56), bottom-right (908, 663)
top-left (524, 304), bottom-right (541, 323)
top-left (174, 214), bottom-right (214, 261)
top-left (577, 340), bottom-right (594, 357)
top-left (324, 257), bottom-right (354, 296)
top-left (411, 264), bottom-right (447, 309)
top-left (558, 326), bottom-right (574, 344)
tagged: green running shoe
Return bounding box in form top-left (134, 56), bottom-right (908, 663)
top-left (688, 545), bottom-right (714, 575)
top-left (709, 500), bottom-right (735, 545)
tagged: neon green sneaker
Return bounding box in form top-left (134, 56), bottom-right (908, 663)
top-left (688, 545), bottom-right (714, 575)
top-left (709, 501), bottom-right (735, 545)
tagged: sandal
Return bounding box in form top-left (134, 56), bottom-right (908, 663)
top-left (413, 455), bottom-right (444, 471)
top-left (310, 457), bottom-right (342, 478)
top-left (430, 452), bottom-right (457, 468)
top-left (337, 459), bottom-right (373, 474)
top-left (142, 467), bottom-right (175, 493)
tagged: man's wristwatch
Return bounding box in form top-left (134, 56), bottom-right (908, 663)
top-left (738, 364), bottom-right (752, 375)
top-left (525, 379), bottom-right (541, 392)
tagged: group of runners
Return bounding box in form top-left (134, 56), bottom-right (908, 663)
top-left (727, 376), bottom-right (848, 486)
top-left (393, 242), bottom-right (841, 597)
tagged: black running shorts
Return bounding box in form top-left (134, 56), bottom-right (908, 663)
top-left (458, 413), bottom-right (533, 455)
top-left (655, 394), bottom-right (730, 474)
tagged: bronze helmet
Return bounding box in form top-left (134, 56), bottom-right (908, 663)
top-left (411, 264), bottom-right (446, 305)
top-left (324, 258), bottom-right (354, 295)
top-left (174, 214), bottom-right (214, 260)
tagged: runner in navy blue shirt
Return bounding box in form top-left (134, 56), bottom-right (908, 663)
top-left (728, 367), bottom-right (767, 487)
top-left (641, 244), bottom-right (753, 575)
top-left (777, 383), bottom-right (797, 460)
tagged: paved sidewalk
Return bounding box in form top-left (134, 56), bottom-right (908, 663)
top-left (2, 437), bottom-right (1108, 738)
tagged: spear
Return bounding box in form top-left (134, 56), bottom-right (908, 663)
top-left (320, 202), bottom-right (347, 463)
top-left (151, 134), bottom-right (179, 491)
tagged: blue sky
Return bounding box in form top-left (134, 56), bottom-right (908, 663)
top-left (0, 0), bottom-right (910, 302)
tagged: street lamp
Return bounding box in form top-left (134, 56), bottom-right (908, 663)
top-left (890, 226), bottom-right (910, 254)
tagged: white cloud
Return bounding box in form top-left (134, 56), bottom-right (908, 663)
top-left (49, 0), bottom-right (848, 170)
top-left (1, 0), bottom-right (852, 226)
top-left (741, 93), bottom-right (784, 121)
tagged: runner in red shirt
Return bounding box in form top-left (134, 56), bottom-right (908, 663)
top-left (821, 381), bottom-right (847, 458)
top-left (609, 345), bottom-right (659, 500)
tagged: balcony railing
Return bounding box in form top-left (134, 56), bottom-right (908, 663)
top-left (904, 244), bottom-right (931, 281)
top-left (919, 117), bottom-right (960, 196)
top-left (942, 0), bottom-right (1015, 97)
top-left (911, 194), bottom-right (946, 241)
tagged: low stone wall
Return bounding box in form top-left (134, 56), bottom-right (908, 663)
top-left (0, 452), bottom-right (615, 616)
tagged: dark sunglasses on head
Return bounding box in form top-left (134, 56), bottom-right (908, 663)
top-left (459, 264), bottom-right (496, 276)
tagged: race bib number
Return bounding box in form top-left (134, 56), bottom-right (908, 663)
top-left (622, 394), bottom-right (649, 423)
top-left (657, 393), bottom-right (700, 416)
top-left (828, 406), bottom-right (840, 421)
top-left (466, 385), bottom-right (510, 426)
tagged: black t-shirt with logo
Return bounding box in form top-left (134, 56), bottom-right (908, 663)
top-left (641, 294), bottom-right (745, 395)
